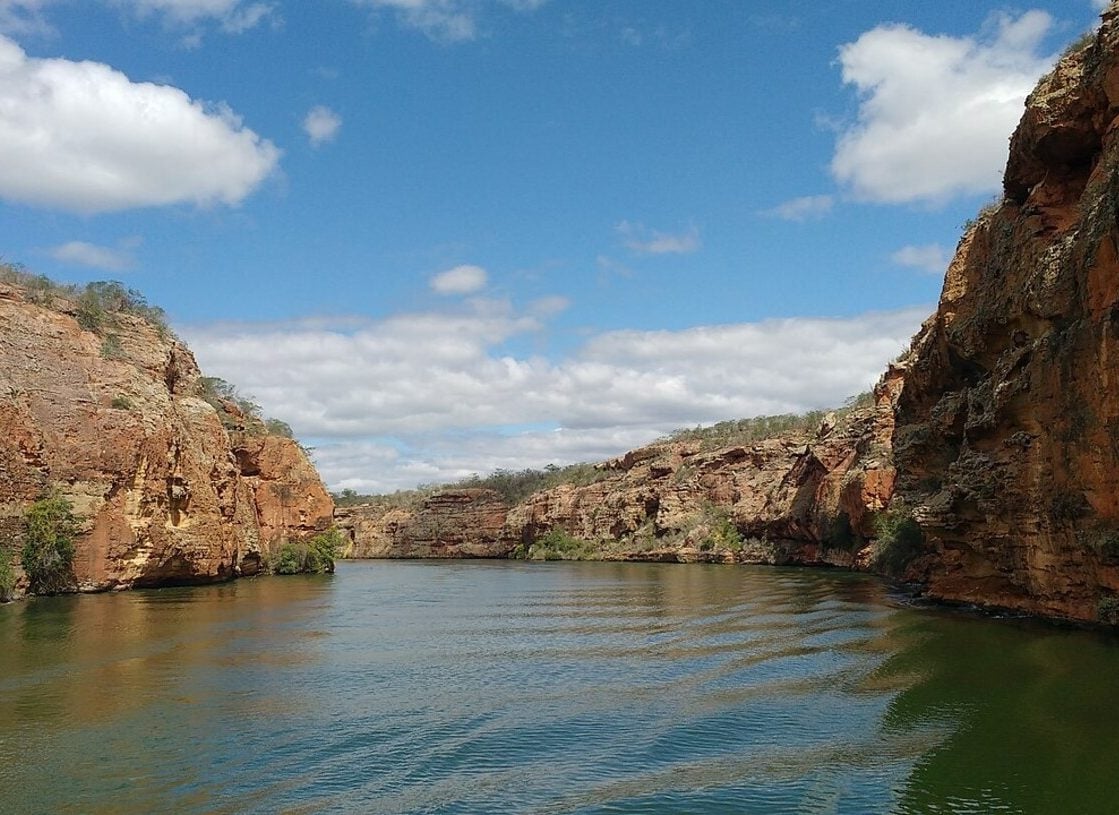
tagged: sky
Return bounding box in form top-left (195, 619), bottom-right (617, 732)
top-left (0, 0), bottom-right (1109, 492)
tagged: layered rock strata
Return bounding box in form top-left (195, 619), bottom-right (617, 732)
top-left (338, 374), bottom-right (900, 565)
top-left (893, 8), bottom-right (1119, 623)
top-left (0, 281), bottom-right (333, 593)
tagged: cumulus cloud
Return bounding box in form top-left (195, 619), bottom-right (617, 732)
top-left (183, 302), bottom-right (927, 491)
top-left (0, 35), bottom-right (279, 213)
top-left (303, 105), bottom-right (342, 147)
top-left (430, 264), bottom-right (488, 295)
top-left (616, 221), bottom-right (701, 255)
top-left (762, 195), bottom-right (834, 222)
top-left (891, 244), bottom-right (950, 275)
top-left (47, 240), bottom-right (136, 271)
top-left (832, 11), bottom-right (1055, 204)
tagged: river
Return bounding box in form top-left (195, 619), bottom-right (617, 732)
top-left (1, 560), bottom-right (1117, 814)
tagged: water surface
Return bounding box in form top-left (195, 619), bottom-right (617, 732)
top-left (2, 560), bottom-right (1118, 814)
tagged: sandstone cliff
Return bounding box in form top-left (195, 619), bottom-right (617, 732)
top-left (892, 7), bottom-right (1119, 624)
top-left (0, 276), bottom-right (334, 595)
top-left (337, 375), bottom-right (900, 566)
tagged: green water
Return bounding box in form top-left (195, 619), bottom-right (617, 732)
top-left (1, 560), bottom-right (1118, 814)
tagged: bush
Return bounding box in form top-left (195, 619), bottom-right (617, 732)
top-left (520, 529), bottom-right (595, 561)
top-left (274, 543), bottom-right (305, 575)
top-left (873, 507), bottom-right (924, 577)
top-left (100, 334), bottom-right (125, 360)
top-left (1099, 596), bottom-right (1119, 626)
top-left (111, 395), bottom-right (132, 410)
top-left (272, 528), bottom-right (342, 575)
top-left (21, 493), bottom-right (79, 594)
top-left (75, 281), bottom-right (169, 336)
top-left (0, 547), bottom-right (15, 601)
top-left (264, 418), bottom-right (294, 438)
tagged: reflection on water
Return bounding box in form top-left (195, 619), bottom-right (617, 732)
top-left (1, 562), bottom-right (1118, 814)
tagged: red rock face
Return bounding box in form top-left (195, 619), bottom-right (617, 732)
top-left (893, 10), bottom-right (1119, 623)
top-left (336, 489), bottom-right (516, 558)
top-left (339, 382), bottom-right (899, 567)
top-left (0, 281), bottom-right (334, 593)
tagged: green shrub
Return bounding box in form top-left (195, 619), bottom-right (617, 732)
top-left (706, 509), bottom-right (743, 552)
top-left (110, 395), bottom-right (132, 410)
top-left (21, 493), bottom-right (79, 594)
top-left (274, 543), bottom-right (305, 575)
top-left (1099, 596), bottom-right (1119, 625)
top-left (0, 547), bottom-right (15, 601)
top-left (1061, 30), bottom-right (1095, 60)
top-left (264, 418), bottom-right (294, 438)
top-left (523, 529), bottom-right (595, 561)
top-left (100, 334), bottom-right (125, 360)
top-left (272, 528), bottom-right (342, 575)
top-left (873, 507), bottom-right (924, 577)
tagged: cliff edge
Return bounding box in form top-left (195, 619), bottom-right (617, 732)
top-left (0, 274), bottom-right (334, 595)
top-left (894, 7), bottom-right (1119, 623)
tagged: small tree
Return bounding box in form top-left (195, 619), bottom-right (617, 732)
top-left (22, 493), bottom-right (79, 594)
top-left (873, 506), bottom-right (924, 576)
top-left (0, 547), bottom-right (15, 601)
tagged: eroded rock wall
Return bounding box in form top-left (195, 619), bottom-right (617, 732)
top-left (340, 375), bottom-right (900, 566)
top-left (893, 8), bottom-right (1119, 622)
top-left (0, 281), bottom-right (333, 593)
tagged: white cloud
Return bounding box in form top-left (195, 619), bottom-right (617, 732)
top-left (303, 105), bottom-right (342, 147)
top-left (47, 240), bottom-right (136, 271)
top-left (0, 1), bottom-right (51, 34)
top-left (616, 221), bottom-right (701, 255)
top-left (0, 35), bottom-right (279, 213)
top-left (763, 195), bottom-right (834, 222)
top-left (891, 244), bottom-right (950, 275)
top-left (183, 303), bottom-right (927, 491)
top-left (112, 0), bottom-right (275, 29)
top-left (430, 264), bottom-right (488, 295)
top-left (0, 1), bottom-right (277, 34)
top-left (350, 0), bottom-right (545, 42)
top-left (832, 11), bottom-right (1055, 204)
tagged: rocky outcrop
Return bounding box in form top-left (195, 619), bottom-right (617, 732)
top-left (0, 278), bottom-right (333, 594)
top-left (336, 489), bottom-right (515, 558)
top-left (231, 434), bottom-right (336, 573)
top-left (340, 375), bottom-right (900, 566)
top-left (892, 7), bottom-right (1119, 623)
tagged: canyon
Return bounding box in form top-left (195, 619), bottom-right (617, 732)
top-left (338, 10), bottom-right (1119, 626)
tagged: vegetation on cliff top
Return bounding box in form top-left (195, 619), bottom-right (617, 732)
top-left (660, 391), bottom-right (874, 451)
top-left (1, 261), bottom-right (170, 336)
top-left (198, 376), bottom-right (296, 440)
top-left (336, 391), bottom-right (878, 507)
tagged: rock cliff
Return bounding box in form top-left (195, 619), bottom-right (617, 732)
top-left (893, 7), bottom-right (1119, 624)
top-left (0, 276), bottom-right (334, 595)
top-left (337, 374), bottom-right (900, 566)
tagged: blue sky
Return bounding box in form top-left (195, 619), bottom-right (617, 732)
top-left (0, 0), bottom-right (1107, 491)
